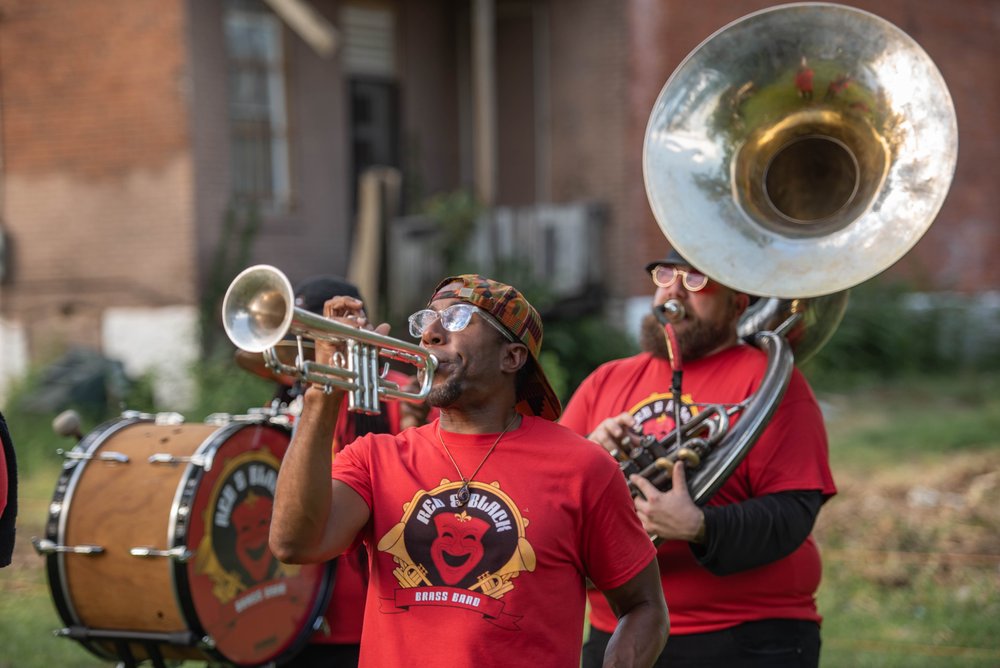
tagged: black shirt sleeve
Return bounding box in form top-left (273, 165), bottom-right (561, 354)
top-left (689, 489), bottom-right (825, 576)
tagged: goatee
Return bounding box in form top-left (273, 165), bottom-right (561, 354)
top-left (428, 378), bottom-right (462, 408)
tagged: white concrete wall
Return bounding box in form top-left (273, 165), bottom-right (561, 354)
top-left (0, 318), bottom-right (28, 406)
top-left (101, 305), bottom-right (199, 410)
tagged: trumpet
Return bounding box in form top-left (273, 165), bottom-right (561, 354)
top-left (222, 265), bottom-right (437, 415)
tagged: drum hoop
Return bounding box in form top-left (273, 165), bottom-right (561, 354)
top-left (46, 414), bottom-right (151, 661)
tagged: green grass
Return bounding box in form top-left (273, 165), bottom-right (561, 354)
top-left (2, 459), bottom-right (109, 668)
top-left (813, 373), bottom-right (1000, 667)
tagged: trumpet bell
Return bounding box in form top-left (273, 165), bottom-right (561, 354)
top-left (222, 266), bottom-right (296, 353)
top-left (643, 2), bottom-right (958, 299)
top-left (222, 264), bottom-right (437, 414)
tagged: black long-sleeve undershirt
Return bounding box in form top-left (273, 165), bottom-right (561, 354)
top-left (689, 489), bottom-right (826, 576)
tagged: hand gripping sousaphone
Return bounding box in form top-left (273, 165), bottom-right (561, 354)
top-left (628, 2), bottom-right (957, 515)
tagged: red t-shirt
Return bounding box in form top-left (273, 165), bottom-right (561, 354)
top-left (560, 345), bottom-right (837, 635)
top-left (331, 416), bottom-right (656, 668)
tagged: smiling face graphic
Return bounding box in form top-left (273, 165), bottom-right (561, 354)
top-left (430, 511), bottom-right (490, 584)
top-left (231, 491), bottom-right (275, 582)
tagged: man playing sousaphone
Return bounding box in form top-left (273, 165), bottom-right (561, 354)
top-left (561, 249), bottom-right (837, 667)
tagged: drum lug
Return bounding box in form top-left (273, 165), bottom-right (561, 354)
top-left (57, 449), bottom-right (130, 463)
top-left (129, 546), bottom-right (196, 562)
top-left (147, 452), bottom-right (214, 469)
top-left (32, 537), bottom-right (105, 555)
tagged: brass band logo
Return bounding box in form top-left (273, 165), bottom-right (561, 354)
top-left (377, 480), bottom-right (535, 629)
top-left (630, 391), bottom-right (698, 438)
top-left (195, 450), bottom-right (298, 604)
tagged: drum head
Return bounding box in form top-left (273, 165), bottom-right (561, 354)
top-left (178, 422), bottom-right (332, 665)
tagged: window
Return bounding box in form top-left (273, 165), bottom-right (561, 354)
top-left (225, 0), bottom-right (291, 212)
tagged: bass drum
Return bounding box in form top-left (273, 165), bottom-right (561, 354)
top-left (39, 411), bottom-right (333, 666)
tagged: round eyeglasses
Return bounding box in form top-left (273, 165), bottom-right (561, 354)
top-left (408, 303), bottom-right (515, 341)
top-left (650, 265), bottom-right (709, 292)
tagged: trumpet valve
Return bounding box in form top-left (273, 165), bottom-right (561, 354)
top-left (653, 456), bottom-right (675, 473)
top-left (676, 447), bottom-right (701, 469)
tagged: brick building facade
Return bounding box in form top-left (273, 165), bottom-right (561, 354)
top-left (0, 0), bottom-right (996, 404)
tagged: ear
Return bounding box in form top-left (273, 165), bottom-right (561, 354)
top-left (733, 291), bottom-right (751, 317)
top-left (500, 342), bottom-right (530, 375)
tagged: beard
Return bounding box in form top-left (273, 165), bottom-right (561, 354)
top-left (639, 311), bottom-right (735, 362)
top-left (428, 366), bottom-right (466, 408)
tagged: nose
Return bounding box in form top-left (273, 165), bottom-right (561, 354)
top-left (656, 281), bottom-right (687, 303)
top-left (420, 318), bottom-right (447, 346)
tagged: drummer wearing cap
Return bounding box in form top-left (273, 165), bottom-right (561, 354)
top-left (269, 274), bottom-right (667, 668)
top-left (560, 249), bottom-right (837, 668)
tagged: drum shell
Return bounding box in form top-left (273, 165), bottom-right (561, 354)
top-left (42, 415), bottom-right (332, 665)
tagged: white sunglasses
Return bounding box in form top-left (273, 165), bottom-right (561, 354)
top-left (408, 303), bottom-right (514, 341)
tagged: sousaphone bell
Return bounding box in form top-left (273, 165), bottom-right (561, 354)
top-left (626, 2), bottom-right (958, 516)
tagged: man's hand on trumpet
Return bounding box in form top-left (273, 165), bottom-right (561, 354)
top-left (313, 295), bottom-right (392, 391)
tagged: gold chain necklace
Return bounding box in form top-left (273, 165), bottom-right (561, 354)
top-left (436, 412), bottom-right (519, 506)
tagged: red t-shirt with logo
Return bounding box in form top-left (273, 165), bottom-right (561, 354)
top-left (560, 345), bottom-right (836, 635)
top-left (330, 416), bottom-right (656, 667)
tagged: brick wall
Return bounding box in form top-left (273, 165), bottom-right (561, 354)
top-left (622, 0), bottom-right (998, 299)
top-left (547, 0), bottom-right (630, 296)
top-left (0, 0), bottom-right (196, 361)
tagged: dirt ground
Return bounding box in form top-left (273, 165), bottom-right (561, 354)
top-left (815, 449), bottom-right (1000, 582)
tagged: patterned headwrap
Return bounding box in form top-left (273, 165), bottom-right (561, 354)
top-left (429, 275), bottom-right (561, 421)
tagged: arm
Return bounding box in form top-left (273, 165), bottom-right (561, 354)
top-left (630, 464), bottom-right (824, 575)
top-left (269, 294), bottom-right (380, 564)
top-left (269, 386), bottom-right (372, 563)
top-left (694, 489), bottom-right (823, 574)
top-left (601, 559), bottom-right (669, 668)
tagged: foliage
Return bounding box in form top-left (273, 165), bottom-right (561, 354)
top-left (198, 203), bottom-right (261, 358)
top-left (185, 353), bottom-right (276, 419)
top-left (800, 280), bottom-right (996, 390)
top-left (1, 363), bottom-right (156, 476)
top-left (542, 316), bottom-right (638, 403)
top-left (421, 189), bottom-right (483, 275)
top-left (814, 372), bottom-right (1000, 667)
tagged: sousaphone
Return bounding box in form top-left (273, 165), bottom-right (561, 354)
top-left (626, 2), bottom-right (958, 513)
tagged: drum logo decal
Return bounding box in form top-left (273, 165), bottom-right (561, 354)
top-left (195, 450), bottom-right (298, 604)
top-left (376, 481), bottom-right (535, 628)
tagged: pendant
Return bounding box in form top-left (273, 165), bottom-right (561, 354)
top-left (456, 482), bottom-right (471, 506)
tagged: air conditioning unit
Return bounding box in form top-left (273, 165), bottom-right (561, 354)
top-left (467, 202), bottom-right (607, 296)
top-left (387, 201), bottom-right (607, 322)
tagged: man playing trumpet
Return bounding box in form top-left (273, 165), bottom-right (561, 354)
top-left (269, 274), bottom-right (668, 667)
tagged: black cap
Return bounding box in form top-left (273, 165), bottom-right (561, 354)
top-left (644, 248), bottom-right (691, 273)
top-left (293, 275), bottom-right (362, 315)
